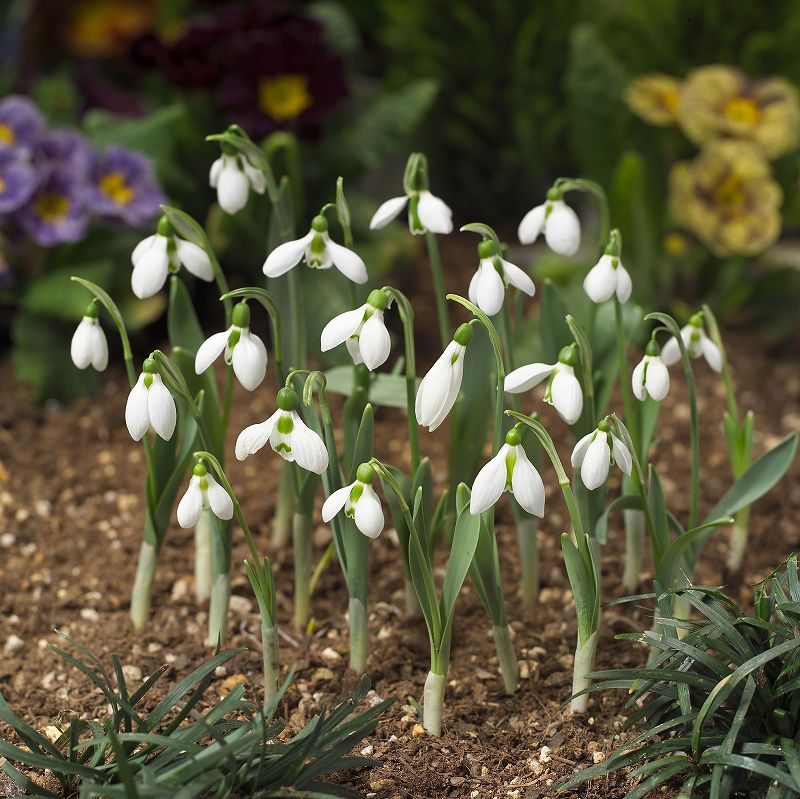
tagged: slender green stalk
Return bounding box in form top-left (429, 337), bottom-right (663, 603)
top-left (260, 620), bottom-right (279, 707)
top-left (726, 507), bottom-right (751, 573)
top-left (622, 500), bottom-right (645, 594)
top-left (207, 520), bottom-right (231, 647)
top-left (516, 516), bottom-right (540, 609)
top-left (570, 630), bottom-right (598, 713)
top-left (292, 511), bottom-right (313, 631)
top-left (348, 597), bottom-right (368, 674)
top-left (425, 231), bottom-right (450, 349)
top-left (194, 510), bottom-right (213, 603)
top-left (287, 268), bottom-right (305, 370)
top-left (493, 624), bottom-right (520, 694)
top-left (272, 463), bottom-right (294, 548)
top-left (130, 540), bottom-right (157, 630)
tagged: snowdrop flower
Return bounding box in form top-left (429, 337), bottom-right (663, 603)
top-left (632, 340), bottom-right (670, 401)
top-left (131, 216), bottom-right (214, 299)
top-left (235, 387), bottom-right (329, 474)
top-left (468, 239), bottom-right (535, 316)
top-left (209, 152), bottom-right (265, 215)
top-left (518, 193), bottom-right (581, 256)
top-left (470, 427), bottom-right (545, 517)
top-left (583, 254), bottom-right (632, 304)
top-left (321, 289), bottom-right (391, 370)
top-left (177, 462), bottom-right (233, 529)
top-left (263, 214), bottom-right (367, 284)
top-left (70, 302), bottom-right (108, 372)
top-left (125, 357), bottom-right (177, 441)
top-left (661, 313), bottom-right (722, 373)
top-left (195, 302), bottom-right (267, 391)
top-left (571, 419), bottom-right (633, 491)
top-left (369, 189), bottom-right (453, 236)
top-left (322, 463), bottom-right (384, 539)
top-left (416, 323), bottom-right (473, 432)
top-left (505, 346), bottom-right (583, 426)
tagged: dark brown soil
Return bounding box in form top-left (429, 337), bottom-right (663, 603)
top-left (1, 251), bottom-right (799, 798)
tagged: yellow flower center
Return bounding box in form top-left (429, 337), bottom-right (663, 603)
top-left (0, 177), bottom-right (5, 194)
top-left (0, 123), bottom-right (15, 145)
top-left (35, 191), bottom-right (71, 223)
top-left (724, 97), bottom-right (760, 126)
top-left (99, 171), bottom-right (135, 205)
top-left (258, 75), bottom-right (313, 121)
top-left (663, 232), bottom-right (688, 255)
top-left (713, 174), bottom-right (745, 210)
top-left (660, 88), bottom-right (679, 114)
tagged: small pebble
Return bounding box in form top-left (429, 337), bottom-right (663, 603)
top-left (122, 665), bottom-right (142, 683)
top-left (4, 634), bottom-right (24, 656)
top-left (320, 646), bottom-right (342, 664)
top-left (229, 595), bottom-right (253, 616)
top-left (593, 751), bottom-right (606, 763)
top-left (411, 723), bottom-right (426, 738)
top-left (312, 667), bottom-right (336, 683)
top-left (539, 745), bottom-right (552, 763)
top-left (360, 744), bottom-right (374, 757)
top-left (0, 533), bottom-right (15, 548)
top-left (80, 608), bottom-right (100, 622)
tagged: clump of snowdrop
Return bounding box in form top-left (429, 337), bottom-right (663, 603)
top-left (416, 322), bottom-right (473, 432)
top-left (262, 213), bottom-right (367, 284)
top-left (322, 463), bottom-right (385, 539)
top-left (661, 312), bottom-right (722, 372)
top-left (518, 190), bottom-right (581, 256)
top-left (320, 289), bottom-right (391, 370)
top-left (632, 340), bottom-right (670, 401)
top-left (571, 419), bottom-right (633, 490)
top-left (470, 427), bottom-right (545, 517)
top-left (583, 253), bottom-right (632, 304)
top-left (235, 386), bottom-right (329, 474)
top-left (125, 356), bottom-right (177, 441)
top-left (194, 301), bottom-right (268, 391)
top-left (131, 216), bottom-right (214, 299)
top-left (505, 345), bottom-right (584, 426)
top-left (369, 168), bottom-right (452, 235)
top-left (209, 150), bottom-right (265, 215)
top-left (70, 300), bottom-right (108, 371)
top-left (468, 239), bottom-right (535, 317)
top-left (177, 461), bottom-right (234, 528)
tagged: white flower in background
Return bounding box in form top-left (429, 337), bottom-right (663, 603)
top-left (416, 323), bottom-right (473, 432)
top-left (322, 463), bottom-right (385, 538)
top-left (518, 195), bottom-right (581, 256)
top-left (632, 341), bottom-right (670, 402)
top-left (661, 313), bottom-right (722, 373)
top-left (470, 427), bottom-right (545, 517)
top-left (583, 254), bottom-right (632, 304)
top-left (320, 289), bottom-right (391, 370)
top-left (369, 190), bottom-right (453, 236)
top-left (468, 239), bottom-right (535, 316)
top-left (125, 357), bottom-right (177, 441)
top-left (194, 301), bottom-right (267, 391)
top-left (505, 346), bottom-right (584, 425)
top-left (263, 214), bottom-right (367, 284)
top-left (209, 152), bottom-right (265, 215)
top-left (571, 420), bottom-right (633, 491)
top-left (177, 462), bottom-right (234, 528)
top-left (131, 216), bottom-right (214, 299)
top-left (235, 387), bottom-right (329, 474)
top-left (70, 302), bottom-right (108, 371)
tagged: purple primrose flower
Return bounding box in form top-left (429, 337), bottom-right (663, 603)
top-left (37, 129), bottom-right (93, 180)
top-left (0, 95), bottom-right (45, 154)
top-left (0, 150), bottom-right (38, 214)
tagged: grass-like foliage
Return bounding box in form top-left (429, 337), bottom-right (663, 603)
top-left (557, 556), bottom-right (800, 799)
top-left (0, 635), bottom-right (395, 798)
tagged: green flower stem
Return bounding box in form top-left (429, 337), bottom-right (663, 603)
top-left (570, 629), bottom-right (598, 714)
top-left (493, 623), bottom-right (520, 695)
top-left (272, 464), bottom-right (294, 548)
top-left (348, 597), bottom-right (368, 674)
top-left (425, 231), bottom-right (450, 349)
top-left (260, 620), bottom-right (280, 708)
top-left (292, 511), bottom-right (313, 632)
top-left (194, 510), bottom-right (213, 603)
top-left (383, 286), bottom-right (420, 473)
top-left (553, 178), bottom-right (609, 256)
top-left (622, 485), bottom-right (645, 595)
top-left (287, 268), bottom-right (306, 370)
top-left (726, 506), bottom-right (751, 573)
top-left (130, 540), bottom-right (157, 630)
top-left (221, 368), bottom-right (234, 443)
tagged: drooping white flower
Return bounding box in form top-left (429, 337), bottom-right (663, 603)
top-left (235, 387), bottom-right (329, 474)
top-left (125, 357), bottom-right (177, 441)
top-left (467, 239), bottom-right (535, 316)
top-left (194, 301), bottom-right (267, 391)
top-left (320, 289), bottom-right (391, 370)
top-left (470, 428), bottom-right (545, 517)
top-left (660, 313), bottom-right (722, 373)
top-left (416, 323), bottom-right (473, 432)
top-left (209, 152), bottom-right (266, 215)
top-left (571, 420), bottom-right (633, 491)
top-left (70, 303), bottom-right (108, 371)
top-left (518, 196), bottom-right (581, 256)
top-left (322, 463), bottom-right (385, 538)
top-left (583, 254), bottom-right (632, 304)
top-left (505, 346), bottom-right (584, 425)
top-left (131, 216), bottom-right (214, 299)
top-left (369, 189), bottom-right (453, 236)
top-left (632, 341), bottom-right (670, 402)
top-left (263, 214), bottom-right (367, 284)
top-left (177, 462), bottom-right (234, 528)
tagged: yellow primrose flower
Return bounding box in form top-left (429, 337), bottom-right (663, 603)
top-left (66, 0), bottom-right (155, 58)
top-left (625, 74), bottom-right (682, 126)
top-left (669, 141), bottom-right (782, 257)
top-left (679, 65), bottom-right (800, 159)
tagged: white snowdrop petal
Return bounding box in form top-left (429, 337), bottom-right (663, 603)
top-left (581, 434), bottom-right (611, 490)
top-left (511, 449), bottom-right (545, 518)
top-left (611, 435), bottom-right (633, 476)
top-left (615, 263), bottom-right (633, 303)
top-left (502, 259), bottom-right (535, 296)
top-left (131, 234), bottom-right (157, 265)
top-left (683, 325), bottom-right (701, 358)
top-left (235, 412), bottom-right (279, 460)
top-left (631, 359), bottom-right (647, 401)
top-left (177, 480), bottom-right (203, 528)
top-left (242, 159), bottom-right (266, 194)
top-left (88, 325), bottom-right (109, 371)
top-left (551, 369), bottom-right (583, 425)
top-left (369, 196), bottom-right (408, 230)
top-left (175, 239), bottom-right (214, 282)
top-left (289, 415), bottom-right (329, 474)
top-left (326, 238), bottom-right (368, 284)
top-left (346, 336), bottom-right (364, 365)
top-left (427, 353), bottom-right (464, 431)
top-left (416, 342), bottom-right (459, 427)
top-left (195, 330), bottom-right (229, 375)
top-left (583, 255), bottom-right (617, 304)
top-left (417, 191), bottom-right (453, 235)
top-left (131, 236), bottom-right (169, 299)
top-left (470, 448), bottom-right (508, 515)
top-left (263, 232), bottom-right (315, 278)
top-left (355, 487), bottom-right (384, 538)
top-left (217, 164), bottom-right (249, 214)
top-left (700, 334), bottom-right (722, 373)
top-left (359, 311), bottom-right (391, 370)
top-left (322, 485), bottom-right (352, 522)
top-left (518, 203), bottom-right (546, 245)
top-left (70, 319), bottom-right (94, 370)
top-left (571, 432), bottom-right (594, 468)
top-left (646, 358), bottom-right (670, 401)
top-left (209, 157), bottom-right (224, 188)
top-left (320, 306), bottom-right (365, 351)
top-left (231, 331), bottom-right (267, 391)
top-left (125, 376), bottom-right (151, 441)
top-left (660, 336), bottom-right (681, 366)
top-left (147, 375), bottom-right (177, 440)
top-left (544, 200), bottom-right (581, 256)
top-left (504, 362), bottom-right (555, 394)
top-left (474, 263), bottom-right (505, 316)
top-left (467, 267), bottom-right (481, 307)
top-left (205, 475), bottom-right (234, 520)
